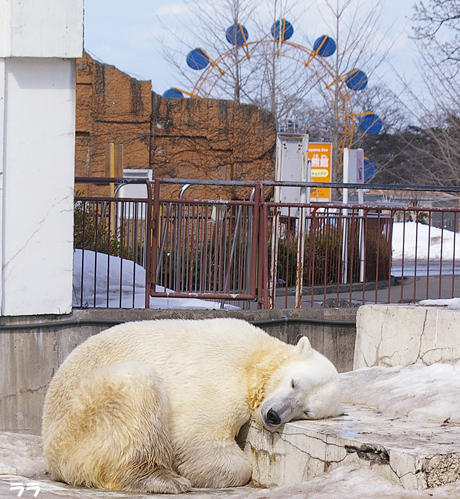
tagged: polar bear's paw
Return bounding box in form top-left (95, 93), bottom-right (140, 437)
top-left (137, 468), bottom-right (192, 494)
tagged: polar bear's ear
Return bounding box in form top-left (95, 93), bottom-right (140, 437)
top-left (294, 336), bottom-right (313, 357)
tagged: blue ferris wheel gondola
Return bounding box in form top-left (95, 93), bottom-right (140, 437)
top-left (271, 19), bottom-right (294, 42)
top-left (346, 69), bottom-right (368, 91)
top-left (364, 159), bottom-right (377, 182)
top-left (162, 88), bottom-right (184, 98)
top-left (359, 114), bottom-right (382, 135)
top-left (313, 35), bottom-right (336, 57)
top-left (226, 24), bottom-right (249, 46)
top-left (186, 48), bottom-right (210, 70)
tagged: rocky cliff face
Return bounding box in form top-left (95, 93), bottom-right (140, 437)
top-left (152, 95), bottom-right (275, 198)
top-left (75, 52), bottom-right (276, 199)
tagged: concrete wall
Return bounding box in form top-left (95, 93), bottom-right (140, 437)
top-left (0, 0), bottom-right (83, 58)
top-left (0, 308), bottom-right (356, 434)
top-left (1, 58), bottom-right (76, 316)
top-left (0, 0), bottom-right (83, 316)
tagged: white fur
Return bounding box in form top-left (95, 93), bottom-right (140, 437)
top-left (42, 318), bottom-right (341, 494)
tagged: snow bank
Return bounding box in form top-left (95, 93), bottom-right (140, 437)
top-left (73, 249), bottom-right (240, 310)
top-left (231, 464), bottom-right (460, 499)
top-left (392, 222), bottom-right (460, 261)
top-left (419, 297), bottom-right (460, 309)
top-left (340, 363), bottom-right (460, 423)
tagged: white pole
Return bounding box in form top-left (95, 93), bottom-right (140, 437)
top-left (342, 148), bottom-right (349, 284)
top-left (358, 187), bottom-right (365, 282)
top-left (295, 134), bottom-right (309, 307)
top-left (270, 135), bottom-right (283, 308)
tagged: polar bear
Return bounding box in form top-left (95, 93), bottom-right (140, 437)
top-left (42, 318), bottom-right (341, 494)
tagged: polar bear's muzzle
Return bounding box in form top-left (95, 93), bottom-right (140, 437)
top-left (266, 408), bottom-right (281, 427)
top-left (260, 396), bottom-right (298, 430)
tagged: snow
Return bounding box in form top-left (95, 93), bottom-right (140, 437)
top-left (419, 297), bottom-right (460, 309)
top-left (2, 435), bottom-right (460, 498)
top-left (392, 222), bottom-right (460, 261)
top-left (231, 465), bottom-right (460, 499)
top-left (340, 364), bottom-right (460, 423)
top-left (73, 249), bottom-right (240, 310)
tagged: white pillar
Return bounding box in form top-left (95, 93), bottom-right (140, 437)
top-left (0, 0), bottom-right (83, 316)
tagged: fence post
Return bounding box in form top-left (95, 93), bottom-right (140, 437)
top-left (258, 185), bottom-right (269, 309)
top-left (147, 179), bottom-right (161, 305)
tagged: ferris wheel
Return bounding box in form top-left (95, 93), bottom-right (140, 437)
top-left (163, 19), bottom-right (382, 156)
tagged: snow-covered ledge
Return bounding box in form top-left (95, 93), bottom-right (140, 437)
top-left (354, 303), bottom-right (460, 369)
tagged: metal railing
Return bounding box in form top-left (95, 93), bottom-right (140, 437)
top-left (74, 177), bottom-right (460, 309)
top-left (149, 181), bottom-right (263, 303)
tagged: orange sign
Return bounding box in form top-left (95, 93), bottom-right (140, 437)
top-left (309, 143), bottom-right (331, 201)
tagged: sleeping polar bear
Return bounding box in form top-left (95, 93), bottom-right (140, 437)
top-left (42, 318), bottom-right (341, 494)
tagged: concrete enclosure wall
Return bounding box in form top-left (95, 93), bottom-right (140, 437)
top-left (1, 58), bottom-right (76, 316)
top-left (0, 308), bottom-right (356, 434)
top-left (355, 304), bottom-right (460, 369)
top-left (0, 0), bottom-right (83, 316)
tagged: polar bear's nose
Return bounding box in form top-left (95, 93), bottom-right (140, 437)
top-left (267, 409), bottom-right (281, 426)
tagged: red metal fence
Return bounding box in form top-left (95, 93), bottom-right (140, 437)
top-left (74, 178), bottom-right (460, 309)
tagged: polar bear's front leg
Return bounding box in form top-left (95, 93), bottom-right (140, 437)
top-left (175, 437), bottom-right (252, 488)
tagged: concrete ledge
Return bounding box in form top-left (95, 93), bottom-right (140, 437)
top-left (354, 305), bottom-right (460, 369)
top-left (243, 405), bottom-right (460, 490)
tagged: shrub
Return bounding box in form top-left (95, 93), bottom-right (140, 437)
top-left (275, 218), bottom-right (392, 287)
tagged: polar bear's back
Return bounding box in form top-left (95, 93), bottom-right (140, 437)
top-left (46, 318), bottom-right (291, 412)
top-left (66, 318), bottom-right (282, 371)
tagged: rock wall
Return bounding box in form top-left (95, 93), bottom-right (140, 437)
top-left (75, 53), bottom-right (276, 198)
top-left (151, 94), bottom-right (276, 198)
top-left (75, 53), bottom-right (152, 195)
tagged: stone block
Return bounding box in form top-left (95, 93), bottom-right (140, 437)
top-left (354, 305), bottom-right (460, 369)
top-left (244, 405), bottom-right (460, 490)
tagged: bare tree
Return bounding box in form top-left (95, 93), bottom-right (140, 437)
top-left (390, 0), bottom-right (460, 185)
top-left (413, 0), bottom-right (460, 67)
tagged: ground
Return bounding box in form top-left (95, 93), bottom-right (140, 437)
top-left (3, 364), bottom-right (460, 498)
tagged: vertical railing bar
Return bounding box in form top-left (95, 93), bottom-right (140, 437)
top-left (426, 211), bottom-right (432, 299)
top-left (401, 209), bottom-right (406, 304)
top-left (439, 211), bottom-right (444, 299)
top-left (261, 189), bottom-right (269, 308)
top-left (133, 202), bottom-right (140, 308)
top-left (387, 211), bottom-right (395, 304)
top-left (414, 211), bottom-right (418, 304)
top-left (80, 199), bottom-right (86, 307)
top-left (106, 201), bottom-right (112, 308)
top-left (336, 208), bottom-right (343, 307)
top-left (144, 180), bottom-right (153, 308)
top-left (119, 201), bottom-right (125, 308)
top-left (362, 209), bottom-right (368, 305)
top-left (453, 211), bottom-right (458, 298)
top-left (151, 179), bottom-right (161, 299)
top-left (93, 200), bottom-right (99, 308)
top-left (348, 208), bottom-right (356, 304)
top-left (310, 209), bottom-right (317, 308)
top-left (375, 210), bottom-right (382, 304)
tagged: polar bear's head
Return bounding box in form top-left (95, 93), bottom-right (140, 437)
top-left (259, 336), bottom-right (342, 431)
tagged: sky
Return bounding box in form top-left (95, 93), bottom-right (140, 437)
top-left (83, 0), bottom-right (421, 98)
